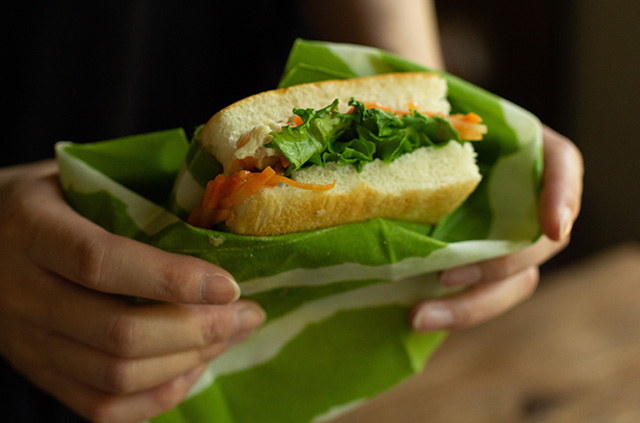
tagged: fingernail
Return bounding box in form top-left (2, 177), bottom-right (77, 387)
top-left (413, 305), bottom-right (454, 331)
top-left (200, 273), bottom-right (241, 304)
top-left (559, 206), bottom-right (574, 239)
top-left (439, 265), bottom-right (482, 287)
top-left (233, 303), bottom-right (265, 334)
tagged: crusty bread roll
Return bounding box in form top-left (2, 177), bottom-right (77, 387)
top-left (194, 72), bottom-right (482, 236)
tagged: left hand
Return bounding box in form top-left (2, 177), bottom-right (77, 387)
top-left (411, 125), bottom-right (584, 331)
top-left (0, 160), bottom-right (265, 423)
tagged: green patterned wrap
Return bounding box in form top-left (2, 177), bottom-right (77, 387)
top-left (55, 40), bottom-right (543, 423)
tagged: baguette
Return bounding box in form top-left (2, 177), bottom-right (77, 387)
top-left (190, 72), bottom-right (484, 236)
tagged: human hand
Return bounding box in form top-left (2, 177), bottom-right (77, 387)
top-left (0, 160), bottom-right (265, 423)
top-left (412, 125), bottom-right (584, 331)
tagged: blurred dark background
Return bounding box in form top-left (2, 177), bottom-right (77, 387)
top-left (5, 0), bottom-right (639, 270)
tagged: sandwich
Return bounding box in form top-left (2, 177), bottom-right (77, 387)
top-left (186, 72), bottom-right (486, 236)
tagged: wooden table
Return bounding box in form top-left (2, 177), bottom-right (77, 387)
top-left (330, 243), bottom-right (640, 422)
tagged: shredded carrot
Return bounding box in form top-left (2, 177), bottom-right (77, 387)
top-left (225, 170), bottom-right (251, 194)
top-left (187, 166), bottom-right (335, 229)
top-left (200, 175), bottom-right (228, 227)
top-left (292, 115), bottom-right (304, 126)
top-left (407, 101), bottom-right (420, 111)
top-left (267, 174), bottom-right (336, 191)
top-left (458, 112), bottom-right (483, 124)
top-left (214, 208), bottom-right (231, 225)
top-left (186, 203), bottom-right (203, 226)
top-left (205, 175), bottom-right (228, 209)
top-left (220, 167), bottom-right (276, 209)
top-left (445, 114), bottom-right (487, 141)
top-left (361, 101), bottom-right (394, 112)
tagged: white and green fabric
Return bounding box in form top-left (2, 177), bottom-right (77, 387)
top-left (56, 40), bottom-right (543, 423)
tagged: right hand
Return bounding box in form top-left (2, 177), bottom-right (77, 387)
top-left (412, 125), bottom-right (583, 332)
top-left (0, 160), bottom-right (265, 423)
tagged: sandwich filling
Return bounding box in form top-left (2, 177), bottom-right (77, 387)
top-left (188, 99), bottom-right (486, 230)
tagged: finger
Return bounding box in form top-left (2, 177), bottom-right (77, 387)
top-left (11, 267), bottom-right (264, 357)
top-left (412, 266), bottom-right (539, 332)
top-left (44, 281), bottom-right (264, 357)
top-left (65, 298), bottom-right (265, 358)
top-left (26, 174), bottom-right (239, 304)
top-left (439, 235), bottom-right (567, 287)
top-left (42, 327), bottom-right (250, 395)
top-left (539, 126), bottom-right (584, 241)
top-left (2, 314), bottom-right (246, 396)
top-left (30, 363), bottom-right (207, 423)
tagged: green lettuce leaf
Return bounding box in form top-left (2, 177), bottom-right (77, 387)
top-left (266, 98), bottom-right (461, 174)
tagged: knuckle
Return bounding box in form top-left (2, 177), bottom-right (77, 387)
top-left (199, 340), bottom-right (231, 362)
top-left (1, 186), bottom-right (32, 248)
top-left (101, 357), bottom-right (137, 394)
top-left (204, 321), bottom-right (232, 345)
top-left (155, 260), bottom-right (198, 301)
top-left (200, 306), bottom-right (236, 344)
top-left (487, 254), bottom-right (520, 282)
top-left (0, 267), bottom-right (43, 320)
top-left (448, 305), bottom-right (473, 330)
top-left (148, 377), bottom-right (190, 412)
top-left (522, 267), bottom-right (540, 298)
top-left (76, 235), bottom-right (109, 290)
top-left (105, 313), bottom-right (140, 357)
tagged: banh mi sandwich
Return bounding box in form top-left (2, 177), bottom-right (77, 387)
top-left (187, 72), bottom-right (487, 236)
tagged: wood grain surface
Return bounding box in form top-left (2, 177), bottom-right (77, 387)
top-left (329, 243), bottom-right (640, 423)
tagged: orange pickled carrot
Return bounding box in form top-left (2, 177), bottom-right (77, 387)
top-left (292, 115), bottom-right (304, 126)
top-left (213, 208), bottom-right (231, 226)
top-left (204, 174), bottom-right (228, 209)
top-left (186, 202), bottom-right (203, 226)
top-left (198, 181), bottom-right (217, 227)
top-left (199, 175), bottom-right (229, 227)
top-left (188, 178), bottom-right (221, 227)
top-left (225, 170), bottom-right (252, 195)
top-left (407, 101), bottom-right (420, 111)
top-left (220, 166), bottom-right (277, 209)
top-left (446, 114), bottom-right (487, 141)
top-left (267, 174), bottom-right (335, 192)
top-left (361, 101), bottom-right (394, 112)
top-left (459, 112), bottom-right (483, 124)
